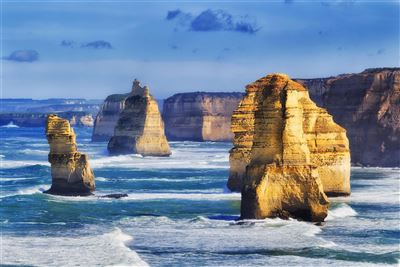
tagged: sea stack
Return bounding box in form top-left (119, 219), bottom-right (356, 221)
top-left (230, 74), bottom-right (351, 222)
top-left (107, 79), bottom-right (171, 156)
top-left (44, 114), bottom-right (95, 196)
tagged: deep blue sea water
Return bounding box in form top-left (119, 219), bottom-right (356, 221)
top-left (1, 126), bottom-right (399, 266)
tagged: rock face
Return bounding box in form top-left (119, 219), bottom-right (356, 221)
top-left (163, 92), bottom-right (244, 141)
top-left (92, 94), bottom-right (128, 141)
top-left (44, 114), bottom-right (95, 196)
top-left (108, 80), bottom-right (171, 156)
top-left (230, 74), bottom-right (351, 221)
top-left (297, 68), bottom-right (400, 167)
top-left (0, 112), bottom-right (94, 127)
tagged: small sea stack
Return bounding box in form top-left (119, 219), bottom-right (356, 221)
top-left (44, 114), bottom-right (95, 196)
top-left (230, 74), bottom-right (351, 222)
top-left (108, 79), bottom-right (171, 157)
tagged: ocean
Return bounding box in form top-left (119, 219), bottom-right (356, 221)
top-left (1, 126), bottom-right (399, 266)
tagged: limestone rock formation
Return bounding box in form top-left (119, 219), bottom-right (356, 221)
top-left (163, 92), bottom-right (244, 141)
top-left (297, 68), bottom-right (400, 167)
top-left (108, 79), bottom-right (171, 156)
top-left (229, 74), bottom-right (351, 221)
top-left (92, 94), bottom-right (128, 141)
top-left (44, 114), bottom-right (95, 196)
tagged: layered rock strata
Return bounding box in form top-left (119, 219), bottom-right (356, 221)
top-left (44, 114), bottom-right (95, 196)
top-left (108, 80), bottom-right (171, 156)
top-left (297, 68), bottom-right (400, 167)
top-left (92, 94), bottom-right (128, 141)
top-left (163, 92), bottom-right (244, 141)
top-left (229, 74), bottom-right (351, 221)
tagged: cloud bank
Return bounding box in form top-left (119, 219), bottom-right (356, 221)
top-left (167, 9), bottom-right (260, 34)
top-left (3, 50), bottom-right (39, 62)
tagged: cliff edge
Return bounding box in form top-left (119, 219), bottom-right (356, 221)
top-left (163, 92), bottom-right (244, 141)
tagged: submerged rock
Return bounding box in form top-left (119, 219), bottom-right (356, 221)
top-left (163, 92), bottom-right (244, 141)
top-left (108, 79), bottom-right (171, 157)
top-left (230, 74), bottom-right (351, 222)
top-left (44, 114), bottom-right (95, 196)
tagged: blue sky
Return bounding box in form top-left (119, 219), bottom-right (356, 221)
top-left (2, 0), bottom-right (399, 99)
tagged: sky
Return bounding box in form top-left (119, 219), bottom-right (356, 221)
top-left (2, 0), bottom-right (399, 99)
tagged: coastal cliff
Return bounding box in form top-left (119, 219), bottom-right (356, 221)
top-left (297, 68), bottom-right (400, 167)
top-left (230, 74), bottom-right (350, 221)
top-left (92, 94), bottom-right (128, 141)
top-left (108, 80), bottom-right (171, 156)
top-left (0, 112), bottom-right (94, 127)
top-left (163, 92), bottom-right (244, 141)
top-left (44, 114), bottom-right (95, 196)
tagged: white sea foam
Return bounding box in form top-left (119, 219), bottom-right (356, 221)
top-left (19, 148), bottom-right (49, 155)
top-left (326, 203), bottom-right (358, 221)
top-left (118, 215), bottom-right (334, 255)
top-left (121, 192), bottom-right (241, 201)
top-left (1, 121), bottom-right (19, 128)
top-left (0, 159), bottom-right (49, 169)
top-left (1, 184), bottom-right (49, 198)
top-left (0, 177), bottom-right (34, 182)
top-left (1, 227), bottom-right (148, 267)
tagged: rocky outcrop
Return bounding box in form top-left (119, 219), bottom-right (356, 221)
top-left (108, 80), bottom-right (171, 156)
top-left (0, 112), bottom-right (94, 127)
top-left (230, 74), bottom-right (351, 221)
top-left (297, 68), bottom-right (400, 167)
top-left (163, 92), bottom-right (244, 141)
top-left (92, 94), bottom-right (128, 141)
top-left (44, 114), bottom-right (95, 196)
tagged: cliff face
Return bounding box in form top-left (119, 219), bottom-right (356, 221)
top-left (230, 74), bottom-right (350, 221)
top-left (44, 114), bottom-right (95, 196)
top-left (108, 80), bottom-right (171, 156)
top-left (163, 92), bottom-right (244, 141)
top-left (0, 112), bottom-right (94, 127)
top-left (92, 94), bottom-right (128, 141)
top-left (297, 68), bottom-right (400, 167)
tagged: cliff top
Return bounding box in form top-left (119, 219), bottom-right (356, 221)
top-left (247, 73), bottom-right (307, 92)
top-left (105, 93), bottom-right (129, 102)
top-left (165, 91), bottom-right (244, 101)
top-left (46, 114), bottom-right (74, 135)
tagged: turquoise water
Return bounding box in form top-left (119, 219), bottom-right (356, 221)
top-left (1, 126), bottom-right (399, 266)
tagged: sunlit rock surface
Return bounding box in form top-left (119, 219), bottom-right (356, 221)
top-left (108, 80), bottom-right (171, 157)
top-left (44, 114), bottom-right (95, 196)
top-left (230, 74), bottom-right (351, 221)
top-left (297, 67), bottom-right (400, 167)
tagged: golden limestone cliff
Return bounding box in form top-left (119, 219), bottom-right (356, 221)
top-left (108, 79), bottom-right (171, 156)
top-left (230, 74), bottom-right (351, 222)
top-left (44, 114), bottom-right (95, 196)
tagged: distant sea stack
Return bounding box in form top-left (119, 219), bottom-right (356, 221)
top-left (297, 68), bottom-right (400, 167)
top-left (230, 74), bottom-right (351, 221)
top-left (92, 94), bottom-right (128, 141)
top-left (107, 79), bottom-right (171, 156)
top-left (44, 114), bottom-right (95, 196)
top-left (163, 92), bottom-right (244, 141)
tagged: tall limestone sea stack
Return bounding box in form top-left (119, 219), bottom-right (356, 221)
top-left (230, 74), bottom-right (351, 222)
top-left (108, 79), bottom-right (171, 156)
top-left (44, 114), bottom-right (95, 196)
